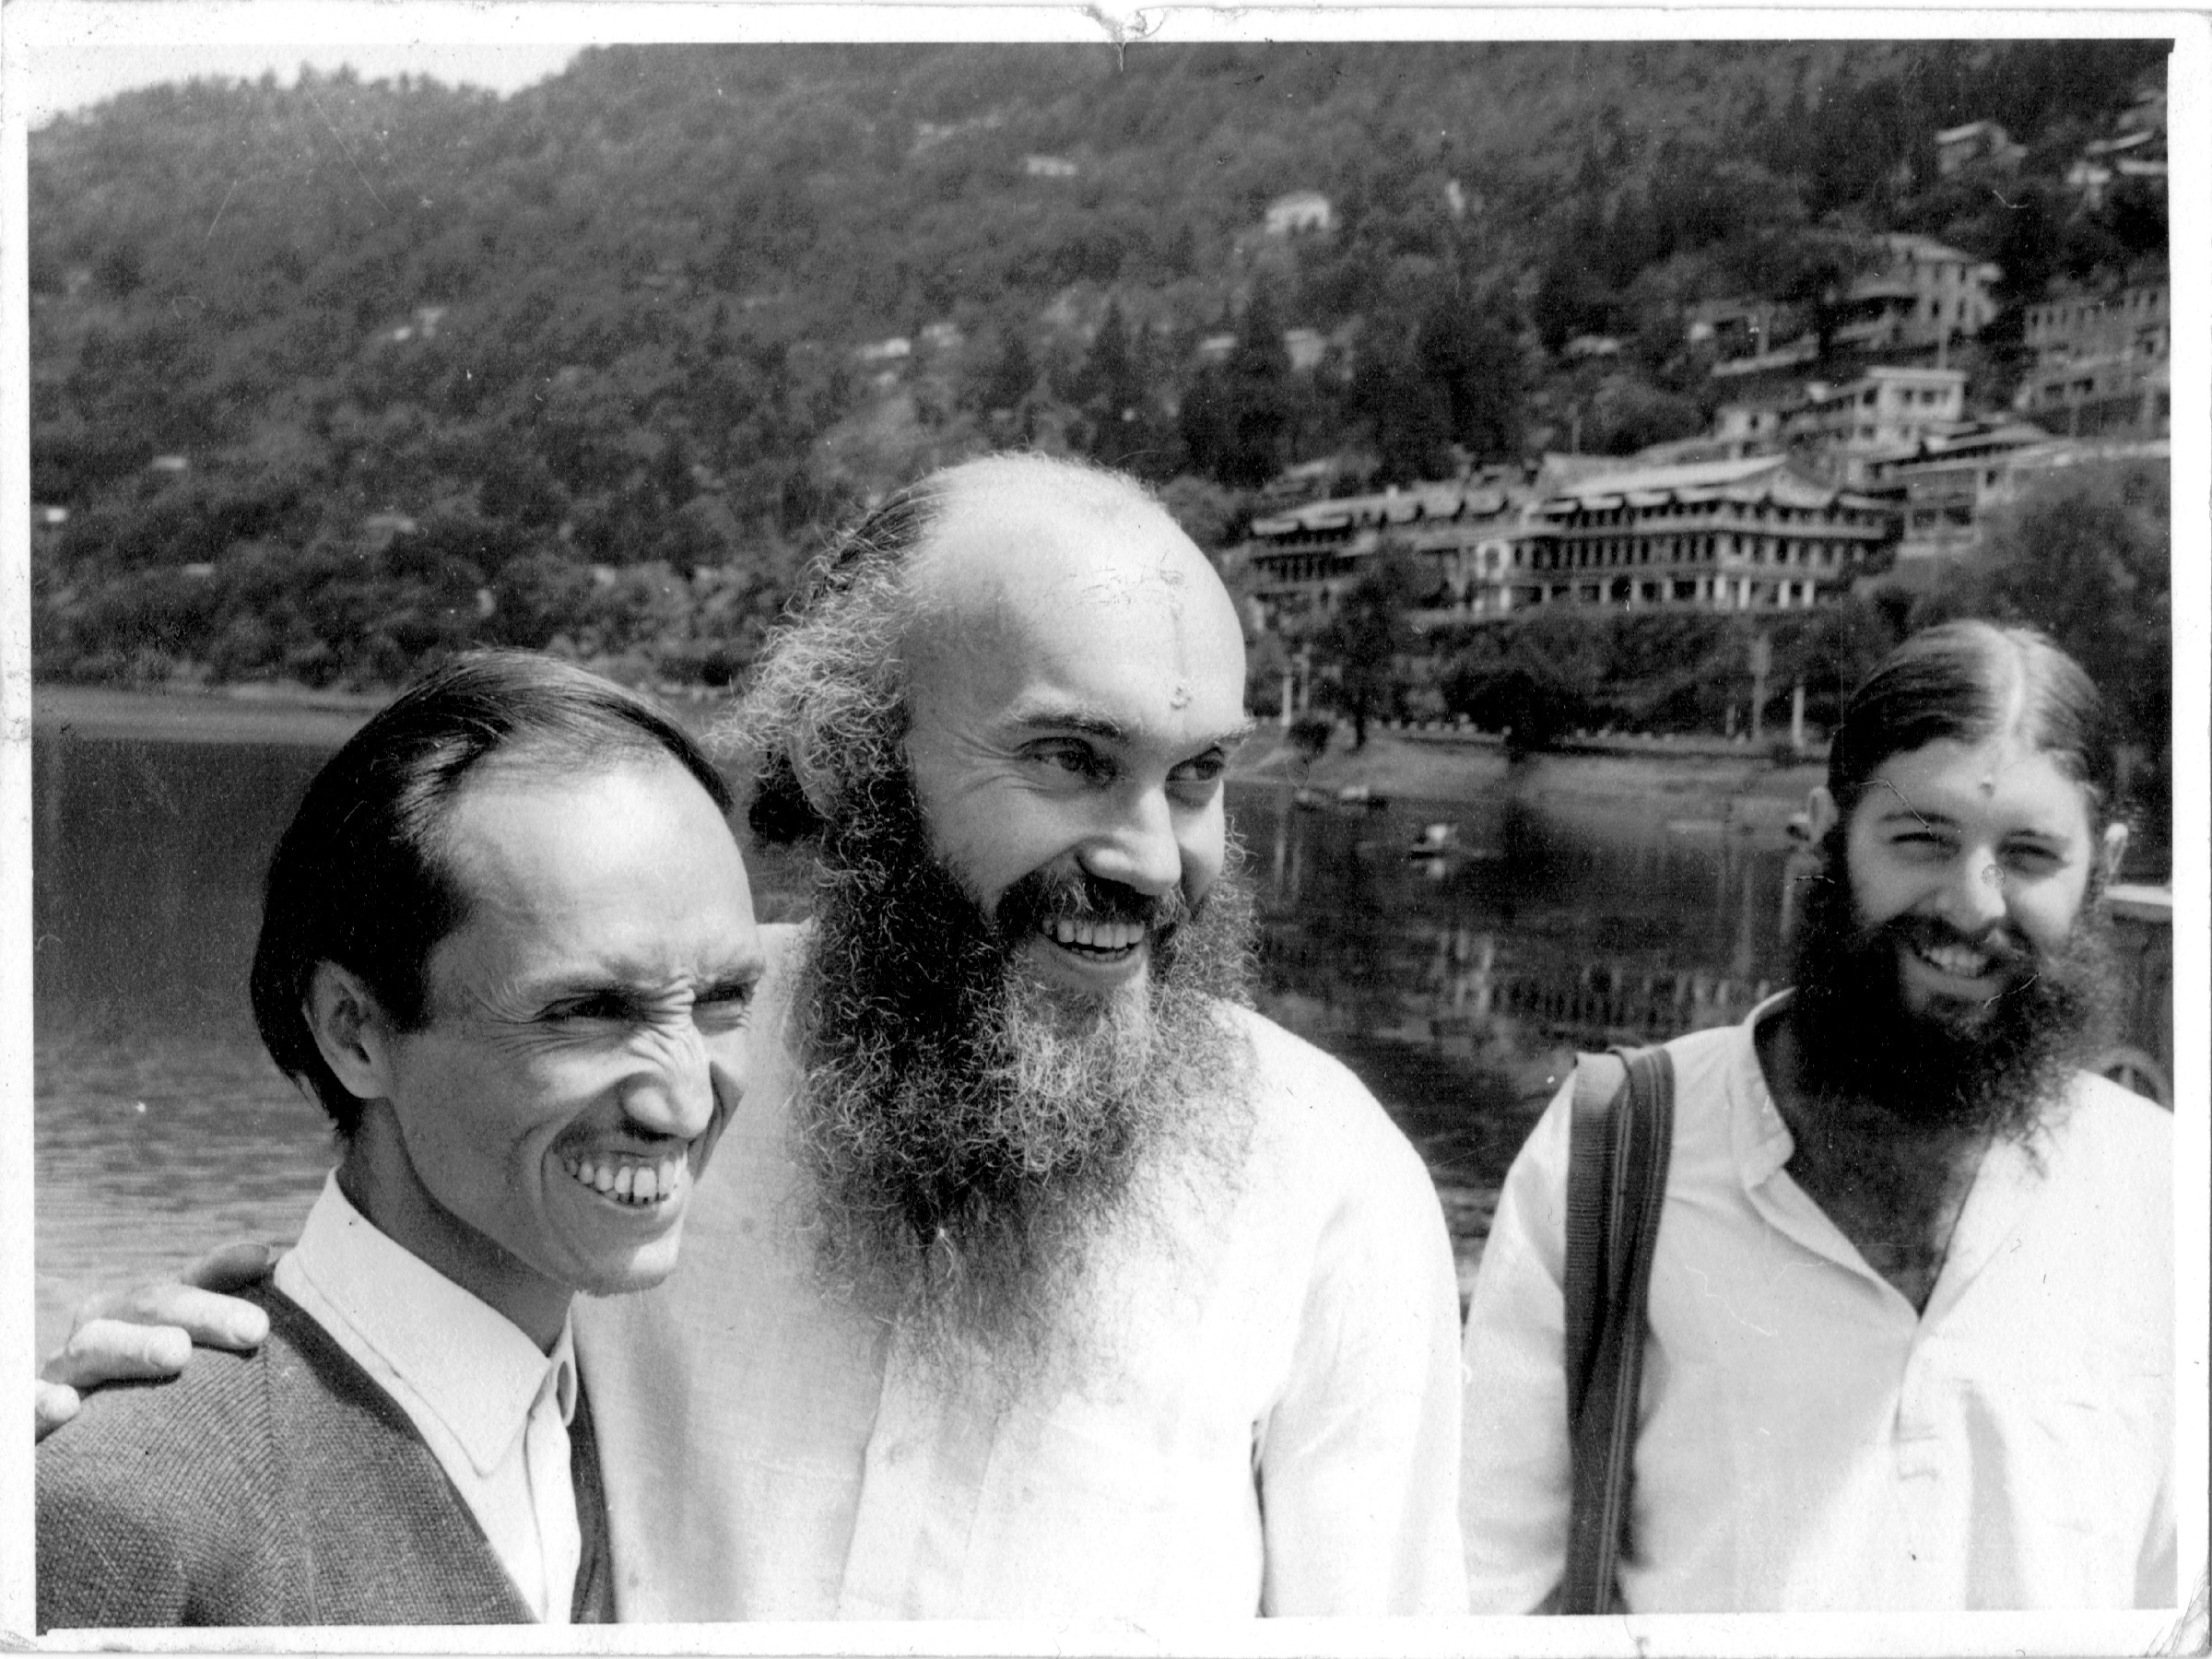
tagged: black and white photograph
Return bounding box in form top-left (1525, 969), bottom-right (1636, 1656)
top-left (4, 5), bottom-right (2205, 1647)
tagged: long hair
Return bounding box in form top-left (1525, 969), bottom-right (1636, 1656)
top-left (1827, 619), bottom-right (2124, 830)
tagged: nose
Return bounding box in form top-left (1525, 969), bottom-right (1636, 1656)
top-left (1078, 782), bottom-right (1185, 900)
top-left (1935, 847), bottom-right (2009, 935)
top-left (622, 1021), bottom-right (723, 1142)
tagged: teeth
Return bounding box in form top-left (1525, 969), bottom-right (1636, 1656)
top-left (1046, 918), bottom-right (1144, 954)
top-left (1922, 944), bottom-right (1992, 977)
top-left (561, 1151), bottom-right (689, 1207)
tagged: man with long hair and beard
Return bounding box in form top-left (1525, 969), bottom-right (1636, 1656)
top-left (1461, 620), bottom-right (2176, 1613)
top-left (566, 453), bottom-right (1466, 1618)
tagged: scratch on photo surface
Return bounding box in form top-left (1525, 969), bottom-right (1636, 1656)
top-left (204, 178), bottom-right (243, 242)
top-left (1685, 1265), bottom-right (1775, 1336)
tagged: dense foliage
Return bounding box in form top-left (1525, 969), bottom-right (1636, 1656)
top-left (29, 39), bottom-right (2169, 690)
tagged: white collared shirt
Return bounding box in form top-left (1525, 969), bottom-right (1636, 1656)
top-left (275, 1174), bottom-right (582, 1623)
top-left (1461, 994), bottom-right (2178, 1612)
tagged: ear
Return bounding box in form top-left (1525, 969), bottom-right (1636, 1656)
top-left (1806, 784), bottom-right (1840, 843)
top-left (305, 962), bottom-right (400, 1105)
top-left (2098, 820), bottom-right (2131, 887)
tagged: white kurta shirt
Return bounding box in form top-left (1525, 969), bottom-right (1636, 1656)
top-left (1461, 994), bottom-right (2177, 1612)
top-left (574, 924), bottom-right (1468, 1619)
top-left (275, 1175), bottom-right (582, 1622)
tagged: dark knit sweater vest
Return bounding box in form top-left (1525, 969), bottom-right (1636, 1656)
top-left (38, 1282), bottom-right (617, 1629)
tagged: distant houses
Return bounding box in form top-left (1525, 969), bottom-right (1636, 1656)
top-left (1264, 190), bottom-right (1334, 237)
top-left (1934, 119), bottom-right (2024, 176)
top-left (2013, 275), bottom-right (2170, 437)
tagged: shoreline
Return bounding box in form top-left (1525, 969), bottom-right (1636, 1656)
top-left (1229, 723), bottom-right (1827, 832)
top-left (34, 682), bottom-right (1824, 819)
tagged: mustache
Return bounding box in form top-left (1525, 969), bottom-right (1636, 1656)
top-left (1881, 912), bottom-right (2035, 971)
top-left (994, 866), bottom-right (1194, 942)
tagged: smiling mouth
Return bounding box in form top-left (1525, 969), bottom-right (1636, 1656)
top-left (559, 1150), bottom-right (688, 1209)
top-left (1044, 916), bottom-right (1147, 960)
top-left (1915, 940), bottom-right (1997, 980)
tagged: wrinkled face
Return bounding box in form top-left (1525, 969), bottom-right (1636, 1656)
top-left (1830, 735), bottom-right (2119, 1025)
top-left (373, 758), bottom-right (761, 1301)
top-left (901, 487), bottom-right (1250, 999)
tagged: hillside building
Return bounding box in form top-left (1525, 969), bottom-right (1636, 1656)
top-left (1859, 418), bottom-right (2053, 585)
top-left (2013, 276), bottom-right (2171, 437)
top-left (1243, 475), bottom-right (1546, 632)
top-left (1241, 453), bottom-right (1893, 631)
top-left (1833, 236), bottom-right (2000, 355)
top-left (1264, 191), bottom-right (1334, 237)
top-left (1524, 454), bottom-right (1892, 613)
top-left (1784, 366), bottom-right (1967, 474)
top-left (1934, 120), bottom-right (2025, 176)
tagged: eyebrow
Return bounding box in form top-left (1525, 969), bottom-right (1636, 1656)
top-left (1006, 702), bottom-right (1256, 751)
top-left (524, 957), bottom-right (766, 1007)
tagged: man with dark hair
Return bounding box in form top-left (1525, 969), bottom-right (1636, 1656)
top-left (37, 653), bottom-right (761, 1628)
top-left (42, 457), bottom-right (1467, 1619)
top-left (1460, 620), bottom-right (2175, 1611)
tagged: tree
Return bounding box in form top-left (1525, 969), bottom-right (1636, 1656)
top-left (1314, 547), bottom-right (1422, 748)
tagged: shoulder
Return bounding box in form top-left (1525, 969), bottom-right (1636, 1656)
top-left (1224, 1002), bottom-right (1444, 1214)
top-left (37, 1338), bottom-right (275, 1628)
top-left (2048, 1070), bottom-right (2172, 1197)
top-left (40, 1340), bottom-right (269, 1491)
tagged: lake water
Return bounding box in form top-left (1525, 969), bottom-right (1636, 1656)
top-left (31, 703), bottom-right (1808, 1356)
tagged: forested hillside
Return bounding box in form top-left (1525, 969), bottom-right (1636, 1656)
top-left (29, 38), bottom-right (2169, 689)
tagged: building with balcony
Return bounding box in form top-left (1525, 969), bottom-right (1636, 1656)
top-left (1524, 454), bottom-right (1893, 613)
top-left (2014, 276), bottom-right (2171, 437)
top-left (1859, 418), bottom-right (2054, 586)
top-left (1784, 366), bottom-right (1967, 474)
top-left (1242, 474), bottom-right (1547, 633)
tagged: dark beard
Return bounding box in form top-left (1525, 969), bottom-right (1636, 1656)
top-left (792, 767), bottom-right (1256, 1397)
top-left (1786, 830), bottom-right (2119, 1149)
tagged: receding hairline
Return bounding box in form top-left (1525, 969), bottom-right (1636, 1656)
top-left (903, 455), bottom-right (1219, 626)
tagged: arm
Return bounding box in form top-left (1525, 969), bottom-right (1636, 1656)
top-left (35, 1242), bottom-right (278, 1441)
top-left (1255, 1118), bottom-right (1469, 1616)
top-left (1459, 1082), bottom-right (1575, 1613)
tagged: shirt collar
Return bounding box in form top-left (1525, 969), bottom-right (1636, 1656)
top-left (1732, 988), bottom-right (1799, 1185)
top-left (287, 1173), bottom-right (576, 1475)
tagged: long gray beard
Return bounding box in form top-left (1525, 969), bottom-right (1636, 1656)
top-left (791, 769), bottom-right (1256, 1403)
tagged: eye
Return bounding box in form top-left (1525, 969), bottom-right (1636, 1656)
top-left (1030, 740), bottom-right (1112, 782)
top-left (693, 979), bottom-right (758, 1030)
top-left (1168, 749), bottom-right (1228, 802)
top-left (544, 992), bottom-right (634, 1025)
top-left (2001, 842), bottom-right (2065, 877)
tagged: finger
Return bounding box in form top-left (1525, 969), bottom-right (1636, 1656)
top-left (181, 1241), bottom-right (283, 1295)
top-left (41, 1319), bottom-right (194, 1392)
top-left (34, 1380), bottom-right (81, 1441)
top-left (71, 1284), bottom-right (269, 1351)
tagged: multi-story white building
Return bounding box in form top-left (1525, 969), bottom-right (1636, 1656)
top-left (1241, 454), bottom-right (1894, 629)
top-left (1785, 366), bottom-right (1967, 468)
top-left (1524, 455), bottom-right (1892, 613)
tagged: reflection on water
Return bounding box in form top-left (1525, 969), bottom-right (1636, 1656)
top-left (1239, 785), bottom-right (1795, 1278)
top-left (34, 718), bottom-right (1804, 1353)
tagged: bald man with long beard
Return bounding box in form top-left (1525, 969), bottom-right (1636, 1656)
top-left (576, 454), bottom-right (1467, 1618)
top-left (44, 453), bottom-right (1468, 1620)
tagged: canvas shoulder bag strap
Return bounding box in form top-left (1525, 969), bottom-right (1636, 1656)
top-left (1555, 1043), bottom-right (1676, 1616)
